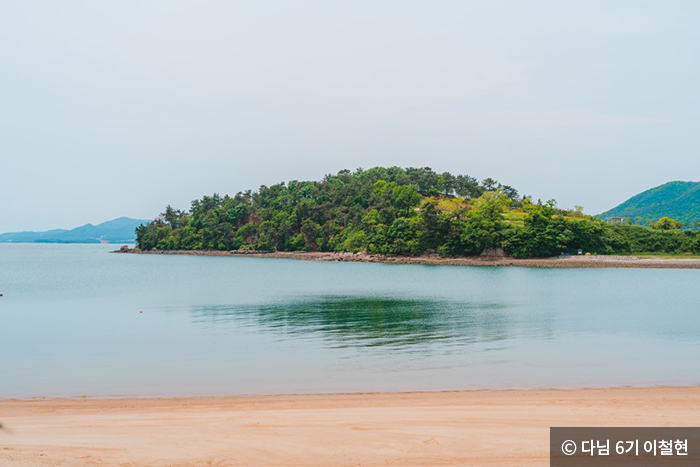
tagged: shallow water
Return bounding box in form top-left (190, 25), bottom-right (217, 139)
top-left (1, 243), bottom-right (699, 398)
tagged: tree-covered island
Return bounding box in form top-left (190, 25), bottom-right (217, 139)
top-left (136, 167), bottom-right (700, 258)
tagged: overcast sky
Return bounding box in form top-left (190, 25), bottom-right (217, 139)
top-left (1, 1), bottom-right (699, 232)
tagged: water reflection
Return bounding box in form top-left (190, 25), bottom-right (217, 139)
top-left (5, 244), bottom-right (700, 397)
top-left (190, 296), bottom-right (519, 350)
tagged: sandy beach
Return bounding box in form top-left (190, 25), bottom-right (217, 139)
top-left (2, 386), bottom-right (699, 466)
top-left (116, 248), bottom-right (700, 269)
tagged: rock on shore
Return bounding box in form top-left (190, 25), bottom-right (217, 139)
top-left (112, 248), bottom-right (700, 269)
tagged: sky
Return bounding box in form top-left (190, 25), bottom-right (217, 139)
top-left (1, 1), bottom-right (699, 232)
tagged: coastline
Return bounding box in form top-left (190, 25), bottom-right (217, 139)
top-left (115, 248), bottom-right (700, 269)
top-left (2, 386), bottom-right (699, 466)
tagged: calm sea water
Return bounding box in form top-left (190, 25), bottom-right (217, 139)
top-left (1, 243), bottom-right (699, 398)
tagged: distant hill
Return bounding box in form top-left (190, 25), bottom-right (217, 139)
top-left (0, 217), bottom-right (150, 244)
top-left (599, 181), bottom-right (700, 226)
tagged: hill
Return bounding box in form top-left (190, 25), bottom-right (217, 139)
top-left (599, 181), bottom-right (700, 226)
top-left (134, 167), bottom-right (700, 257)
top-left (0, 217), bottom-right (150, 244)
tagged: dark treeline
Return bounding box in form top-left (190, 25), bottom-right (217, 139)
top-left (136, 167), bottom-right (700, 257)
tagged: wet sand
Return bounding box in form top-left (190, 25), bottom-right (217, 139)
top-left (117, 248), bottom-right (700, 269)
top-left (2, 386), bottom-right (699, 466)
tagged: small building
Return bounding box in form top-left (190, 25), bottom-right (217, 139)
top-left (605, 217), bottom-right (625, 224)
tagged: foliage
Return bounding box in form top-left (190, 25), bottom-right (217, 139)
top-left (653, 217), bottom-right (685, 231)
top-left (137, 167), bottom-right (700, 258)
top-left (599, 181), bottom-right (700, 226)
top-left (504, 201), bottom-right (608, 258)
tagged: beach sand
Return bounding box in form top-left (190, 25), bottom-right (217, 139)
top-left (1, 386), bottom-right (699, 466)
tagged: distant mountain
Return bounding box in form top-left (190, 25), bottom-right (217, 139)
top-left (0, 217), bottom-right (150, 244)
top-left (599, 181), bottom-right (700, 226)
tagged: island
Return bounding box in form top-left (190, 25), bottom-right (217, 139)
top-left (129, 167), bottom-right (700, 261)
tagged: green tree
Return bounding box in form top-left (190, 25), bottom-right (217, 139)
top-left (653, 217), bottom-right (685, 230)
top-left (391, 185), bottom-right (422, 216)
top-left (459, 191), bottom-right (509, 255)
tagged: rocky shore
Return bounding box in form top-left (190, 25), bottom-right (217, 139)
top-left (114, 247), bottom-right (700, 269)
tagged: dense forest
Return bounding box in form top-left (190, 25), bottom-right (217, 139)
top-left (136, 167), bottom-right (700, 258)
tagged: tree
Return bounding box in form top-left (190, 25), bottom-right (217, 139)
top-left (481, 178), bottom-right (498, 191)
top-left (653, 217), bottom-right (685, 230)
top-left (497, 184), bottom-right (520, 202)
top-left (405, 167), bottom-right (440, 194)
top-left (163, 205), bottom-right (187, 228)
top-left (454, 175), bottom-right (482, 199)
top-left (439, 172), bottom-right (456, 196)
top-left (300, 219), bottom-right (321, 250)
top-left (418, 199), bottom-right (447, 250)
top-left (225, 204), bottom-right (247, 225)
top-left (459, 191), bottom-right (509, 255)
top-left (391, 185), bottom-right (422, 216)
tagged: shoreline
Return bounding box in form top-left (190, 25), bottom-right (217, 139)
top-left (2, 386), bottom-right (699, 466)
top-left (115, 248), bottom-right (700, 269)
